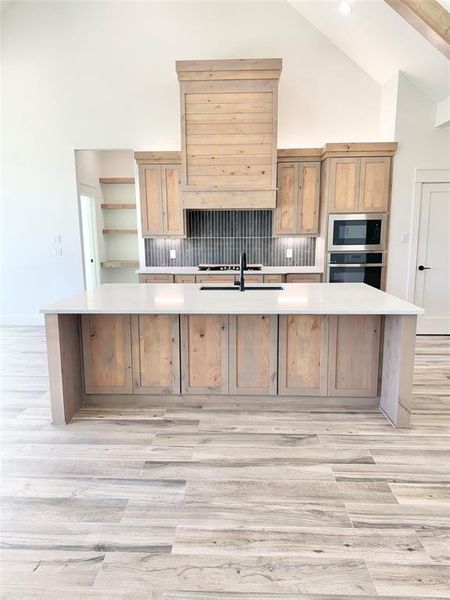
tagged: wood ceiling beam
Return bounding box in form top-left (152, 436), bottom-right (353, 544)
top-left (384, 0), bottom-right (450, 59)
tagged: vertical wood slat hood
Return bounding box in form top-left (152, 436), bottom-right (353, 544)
top-left (176, 58), bottom-right (282, 209)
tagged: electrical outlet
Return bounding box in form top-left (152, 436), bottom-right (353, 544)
top-left (401, 233), bottom-right (410, 244)
top-left (54, 247), bottom-right (63, 257)
top-left (286, 248), bottom-right (293, 259)
top-left (170, 249), bottom-right (176, 260)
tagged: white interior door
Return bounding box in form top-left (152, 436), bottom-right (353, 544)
top-left (80, 194), bottom-right (100, 289)
top-left (414, 182), bottom-right (450, 334)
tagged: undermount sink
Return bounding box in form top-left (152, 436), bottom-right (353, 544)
top-left (200, 286), bottom-right (284, 291)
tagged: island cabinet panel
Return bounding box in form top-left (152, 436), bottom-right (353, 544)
top-left (181, 315), bottom-right (229, 394)
top-left (328, 315), bottom-right (381, 397)
top-left (131, 315), bottom-right (180, 394)
top-left (229, 315), bottom-right (278, 395)
top-left (81, 315), bottom-right (132, 394)
top-left (275, 162), bottom-right (320, 235)
top-left (278, 315), bottom-right (329, 396)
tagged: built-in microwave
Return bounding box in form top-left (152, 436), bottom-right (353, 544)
top-left (327, 252), bottom-right (385, 290)
top-left (328, 213), bottom-right (387, 251)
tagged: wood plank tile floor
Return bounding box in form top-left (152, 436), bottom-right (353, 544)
top-left (1, 327), bottom-right (449, 599)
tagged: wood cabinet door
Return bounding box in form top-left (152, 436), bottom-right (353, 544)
top-left (275, 163), bottom-right (298, 235)
top-left (359, 157), bottom-right (391, 212)
top-left (229, 315), bottom-right (278, 395)
top-left (328, 158), bottom-right (360, 213)
top-left (139, 165), bottom-right (164, 236)
top-left (181, 315), bottom-right (229, 394)
top-left (82, 315), bottom-right (132, 394)
top-left (139, 275), bottom-right (173, 283)
top-left (162, 165), bottom-right (185, 236)
top-left (131, 315), bottom-right (180, 394)
top-left (278, 315), bottom-right (328, 396)
top-left (298, 162), bottom-right (320, 233)
top-left (285, 274), bottom-right (322, 283)
top-left (328, 315), bottom-right (381, 397)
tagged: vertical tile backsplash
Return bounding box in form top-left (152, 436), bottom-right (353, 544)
top-left (145, 210), bottom-right (316, 266)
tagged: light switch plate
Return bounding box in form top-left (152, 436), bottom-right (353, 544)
top-left (286, 248), bottom-right (293, 259)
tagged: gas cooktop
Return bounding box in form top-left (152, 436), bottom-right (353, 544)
top-left (198, 263), bottom-right (263, 271)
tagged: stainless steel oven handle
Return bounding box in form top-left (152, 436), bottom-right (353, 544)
top-left (327, 263), bottom-right (385, 268)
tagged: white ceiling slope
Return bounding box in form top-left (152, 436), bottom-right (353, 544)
top-left (288, 0), bottom-right (450, 102)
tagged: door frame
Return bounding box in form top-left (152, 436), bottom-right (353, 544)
top-left (78, 191), bottom-right (101, 289)
top-left (407, 169), bottom-right (450, 304)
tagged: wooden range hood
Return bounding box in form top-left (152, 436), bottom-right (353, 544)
top-left (176, 58), bottom-right (282, 209)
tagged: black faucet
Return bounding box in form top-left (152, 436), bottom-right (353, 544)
top-left (239, 250), bottom-right (247, 291)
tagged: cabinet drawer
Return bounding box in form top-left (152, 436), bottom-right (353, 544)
top-left (196, 274), bottom-right (236, 284)
top-left (264, 274), bottom-right (284, 283)
top-left (139, 274), bottom-right (174, 283)
top-left (285, 274), bottom-right (321, 283)
top-left (174, 275), bottom-right (196, 283)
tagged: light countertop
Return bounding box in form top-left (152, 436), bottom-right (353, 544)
top-left (137, 266), bottom-right (323, 275)
top-left (42, 283), bottom-right (423, 316)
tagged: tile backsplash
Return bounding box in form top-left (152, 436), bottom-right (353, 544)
top-left (145, 210), bottom-right (316, 266)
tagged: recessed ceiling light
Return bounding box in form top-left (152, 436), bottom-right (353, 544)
top-left (339, 1), bottom-right (352, 15)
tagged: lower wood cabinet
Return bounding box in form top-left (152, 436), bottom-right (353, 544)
top-left (328, 315), bottom-right (381, 397)
top-left (81, 312), bottom-right (381, 399)
top-left (174, 275), bottom-right (196, 283)
top-left (131, 315), bottom-right (180, 394)
top-left (196, 275), bottom-right (236, 283)
top-left (181, 315), bottom-right (229, 394)
top-left (264, 274), bottom-right (283, 283)
top-left (139, 274), bottom-right (174, 283)
top-left (81, 315), bottom-right (132, 394)
top-left (278, 315), bottom-right (328, 396)
top-left (229, 315), bottom-right (278, 395)
top-left (285, 274), bottom-right (322, 283)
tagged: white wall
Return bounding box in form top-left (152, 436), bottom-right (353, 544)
top-left (386, 72), bottom-right (450, 299)
top-left (1, 0), bottom-right (382, 324)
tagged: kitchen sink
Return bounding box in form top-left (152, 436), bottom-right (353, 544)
top-left (200, 286), bottom-right (284, 291)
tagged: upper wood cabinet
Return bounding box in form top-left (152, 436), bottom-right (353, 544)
top-left (328, 157), bottom-right (391, 213)
top-left (176, 59), bottom-right (282, 209)
top-left (359, 157), bottom-right (391, 212)
top-left (275, 161), bottom-right (320, 235)
top-left (137, 162), bottom-right (185, 237)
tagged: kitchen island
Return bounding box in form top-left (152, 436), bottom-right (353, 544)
top-left (42, 283), bottom-right (423, 428)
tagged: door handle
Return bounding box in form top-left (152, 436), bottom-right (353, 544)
top-left (418, 265), bottom-right (431, 271)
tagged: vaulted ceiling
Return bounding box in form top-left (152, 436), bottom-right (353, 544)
top-left (288, 0), bottom-right (450, 102)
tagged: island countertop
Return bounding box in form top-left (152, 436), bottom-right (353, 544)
top-left (42, 283), bottom-right (423, 316)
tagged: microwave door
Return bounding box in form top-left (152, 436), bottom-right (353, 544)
top-left (328, 214), bottom-right (387, 251)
